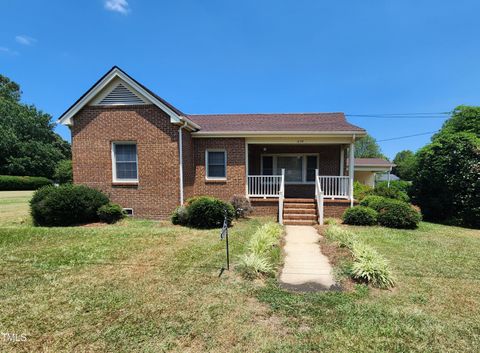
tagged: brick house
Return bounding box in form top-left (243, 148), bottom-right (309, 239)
top-left (58, 66), bottom-right (388, 225)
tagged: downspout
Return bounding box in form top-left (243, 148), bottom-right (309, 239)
top-left (178, 121), bottom-right (188, 205)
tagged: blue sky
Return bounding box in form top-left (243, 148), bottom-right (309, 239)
top-left (1, 0), bottom-right (479, 159)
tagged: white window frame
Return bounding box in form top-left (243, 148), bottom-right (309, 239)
top-left (111, 141), bottom-right (139, 183)
top-left (260, 153), bottom-right (319, 185)
top-left (205, 149), bottom-right (227, 181)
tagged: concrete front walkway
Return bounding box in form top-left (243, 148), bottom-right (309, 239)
top-left (279, 225), bottom-right (338, 292)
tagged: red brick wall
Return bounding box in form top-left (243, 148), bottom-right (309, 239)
top-left (191, 138), bottom-right (246, 201)
top-left (71, 105), bottom-right (180, 219)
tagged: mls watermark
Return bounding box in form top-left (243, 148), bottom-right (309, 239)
top-left (1, 332), bottom-right (27, 342)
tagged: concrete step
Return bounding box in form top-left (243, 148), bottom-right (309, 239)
top-left (283, 208), bottom-right (316, 215)
top-left (284, 198), bottom-right (315, 203)
top-left (284, 203), bottom-right (316, 209)
top-left (283, 219), bottom-right (318, 226)
top-left (284, 214), bottom-right (317, 220)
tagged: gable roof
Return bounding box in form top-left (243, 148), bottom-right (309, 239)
top-left (187, 113), bottom-right (365, 135)
top-left (58, 67), bottom-right (365, 136)
top-left (57, 66), bottom-right (200, 129)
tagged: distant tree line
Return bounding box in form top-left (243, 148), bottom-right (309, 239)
top-left (0, 74), bottom-right (71, 180)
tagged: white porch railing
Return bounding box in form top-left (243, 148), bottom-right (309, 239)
top-left (247, 175), bottom-right (283, 197)
top-left (278, 170), bottom-right (285, 225)
top-left (318, 176), bottom-right (350, 199)
top-left (315, 170), bottom-right (324, 225)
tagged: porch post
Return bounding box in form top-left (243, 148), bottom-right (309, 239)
top-left (245, 141), bottom-right (249, 198)
top-left (349, 141), bottom-right (355, 207)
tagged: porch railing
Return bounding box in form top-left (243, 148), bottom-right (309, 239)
top-left (315, 170), bottom-right (324, 225)
top-left (247, 175), bottom-right (283, 198)
top-left (318, 176), bottom-right (350, 199)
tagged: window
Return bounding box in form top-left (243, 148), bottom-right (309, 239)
top-left (261, 154), bottom-right (318, 184)
top-left (206, 150), bottom-right (227, 180)
top-left (112, 142), bottom-right (138, 182)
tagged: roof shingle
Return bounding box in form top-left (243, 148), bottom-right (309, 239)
top-left (187, 113), bottom-right (364, 133)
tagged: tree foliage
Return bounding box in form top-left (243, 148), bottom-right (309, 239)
top-left (0, 74), bottom-right (70, 178)
top-left (411, 106), bottom-right (480, 228)
top-left (392, 150), bottom-right (416, 181)
top-left (354, 134), bottom-right (385, 158)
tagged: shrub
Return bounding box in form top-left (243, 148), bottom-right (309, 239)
top-left (353, 181), bottom-right (373, 201)
top-left (343, 206), bottom-right (378, 226)
top-left (171, 206), bottom-right (189, 226)
top-left (0, 175), bottom-right (52, 191)
top-left (30, 184), bottom-right (109, 226)
top-left (412, 131), bottom-right (480, 228)
top-left (237, 253), bottom-right (274, 279)
top-left (97, 202), bottom-right (125, 224)
top-left (230, 195), bottom-right (254, 218)
top-left (377, 201), bottom-right (421, 229)
top-left (375, 180), bottom-right (411, 195)
top-left (187, 196), bottom-right (235, 229)
top-left (359, 195), bottom-right (394, 212)
top-left (53, 160), bottom-right (72, 184)
top-left (373, 183), bottom-right (410, 202)
top-left (349, 242), bottom-right (395, 289)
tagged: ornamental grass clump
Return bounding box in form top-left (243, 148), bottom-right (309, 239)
top-left (349, 242), bottom-right (396, 289)
top-left (238, 222), bottom-right (282, 279)
top-left (324, 224), bottom-right (395, 289)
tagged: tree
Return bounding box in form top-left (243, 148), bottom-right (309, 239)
top-left (354, 134), bottom-right (385, 159)
top-left (411, 106), bottom-right (480, 228)
top-left (393, 150), bottom-right (416, 181)
top-left (0, 74), bottom-right (71, 178)
top-left (53, 160), bottom-right (73, 184)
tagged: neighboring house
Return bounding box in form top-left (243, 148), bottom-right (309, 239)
top-left (58, 67), bottom-right (368, 224)
top-left (352, 158), bottom-right (395, 187)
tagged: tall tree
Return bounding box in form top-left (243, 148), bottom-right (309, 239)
top-left (393, 150), bottom-right (416, 181)
top-left (411, 106), bottom-right (480, 228)
top-left (0, 74), bottom-right (71, 178)
top-left (354, 134), bottom-right (386, 159)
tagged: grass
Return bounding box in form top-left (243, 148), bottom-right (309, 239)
top-left (0, 191), bottom-right (479, 352)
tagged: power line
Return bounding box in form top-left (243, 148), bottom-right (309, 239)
top-left (377, 131), bottom-right (438, 142)
top-left (347, 113), bottom-right (450, 119)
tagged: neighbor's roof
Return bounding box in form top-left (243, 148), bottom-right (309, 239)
top-left (187, 113), bottom-right (365, 134)
top-left (353, 158), bottom-right (395, 167)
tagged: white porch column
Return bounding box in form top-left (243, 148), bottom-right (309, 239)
top-left (349, 142), bottom-right (355, 207)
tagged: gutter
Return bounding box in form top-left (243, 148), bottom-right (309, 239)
top-left (178, 121), bottom-right (188, 205)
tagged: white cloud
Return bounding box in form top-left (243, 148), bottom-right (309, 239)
top-left (104, 0), bottom-right (130, 14)
top-left (0, 46), bottom-right (19, 56)
top-left (15, 35), bottom-right (37, 46)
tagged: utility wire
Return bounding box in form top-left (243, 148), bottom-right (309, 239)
top-left (346, 113), bottom-right (449, 119)
top-left (377, 131), bottom-right (438, 142)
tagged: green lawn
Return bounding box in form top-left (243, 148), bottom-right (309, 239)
top-left (0, 192), bottom-right (479, 352)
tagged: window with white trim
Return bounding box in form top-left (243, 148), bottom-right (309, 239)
top-left (206, 150), bottom-right (227, 179)
top-left (261, 154), bottom-right (318, 184)
top-left (112, 142), bottom-right (138, 182)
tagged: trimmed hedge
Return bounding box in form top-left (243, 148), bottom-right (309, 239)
top-left (373, 184), bottom-right (410, 202)
top-left (230, 195), bottom-right (254, 218)
top-left (97, 202), bottom-right (126, 224)
top-left (0, 175), bottom-right (52, 191)
top-left (377, 201), bottom-right (421, 229)
top-left (172, 196), bottom-right (235, 229)
top-left (188, 196), bottom-right (235, 229)
top-left (359, 195), bottom-right (396, 212)
top-left (30, 184), bottom-right (109, 226)
top-left (343, 206), bottom-right (378, 226)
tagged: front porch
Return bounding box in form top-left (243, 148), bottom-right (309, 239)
top-left (245, 142), bottom-right (356, 225)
